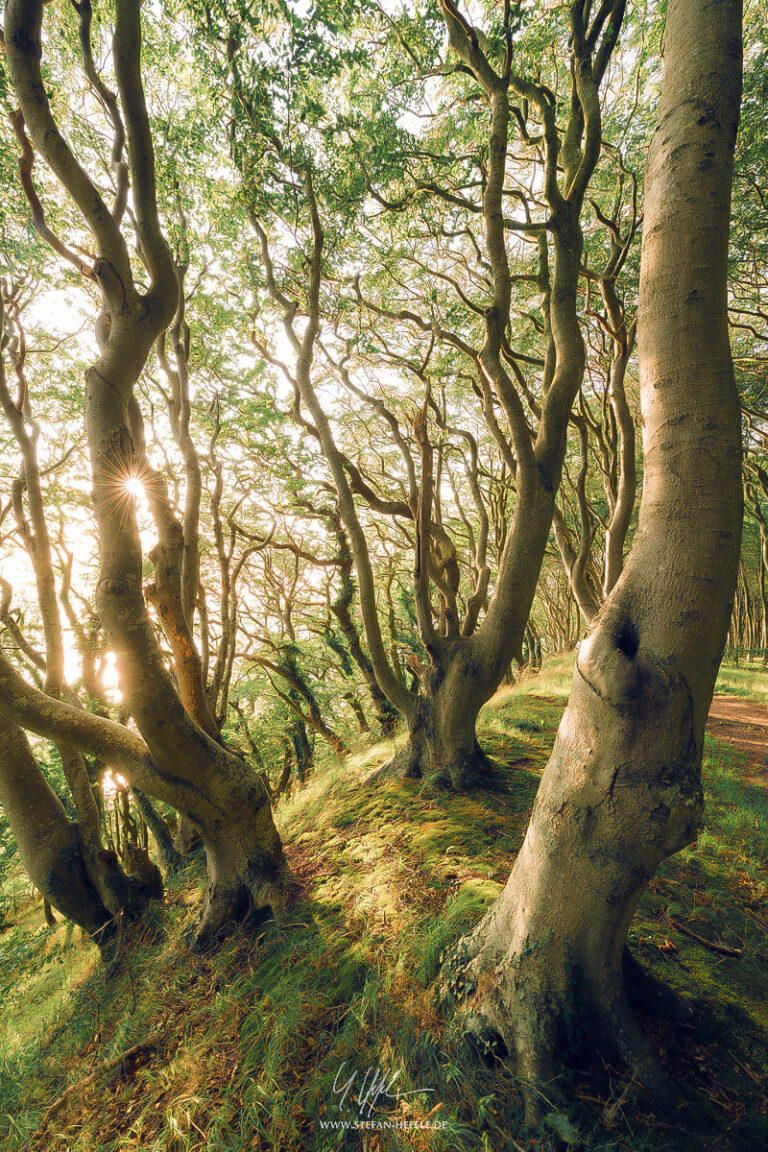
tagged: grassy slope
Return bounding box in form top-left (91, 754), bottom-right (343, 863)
top-left (0, 655), bottom-right (766, 1152)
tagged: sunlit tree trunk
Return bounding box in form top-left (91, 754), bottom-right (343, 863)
top-left (0, 295), bottom-right (146, 922)
top-left (240, 0), bottom-right (625, 790)
top-left (444, 0), bottom-right (743, 1115)
top-left (3, 0), bottom-right (286, 943)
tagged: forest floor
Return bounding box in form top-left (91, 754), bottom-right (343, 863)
top-left (707, 694), bottom-right (768, 790)
top-left (0, 655), bottom-right (767, 1152)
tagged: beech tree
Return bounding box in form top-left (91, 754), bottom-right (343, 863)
top-left (0, 287), bottom-right (157, 936)
top-left (214, 0), bottom-right (627, 788)
top-left (444, 0), bottom-right (743, 1115)
top-left (0, 0), bottom-right (285, 942)
top-left (0, 0), bottom-right (750, 982)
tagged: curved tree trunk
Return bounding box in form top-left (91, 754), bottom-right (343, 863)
top-left (0, 646), bottom-right (286, 945)
top-left (131, 787), bottom-right (182, 875)
top-left (241, 2), bottom-right (625, 792)
top-left (344, 691), bottom-right (370, 734)
top-left (443, 0), bottom-right (742, 1119)
top-left (552, 420), bottom-right (603, 624)
top-left (329, 514), bottom-right (400, 736)
top-left (0, 294), bottom-right (151, 925)
top-left (3, 0), bottom-right (286, 944)
top-left (0, 718), bottom-right (113, 942)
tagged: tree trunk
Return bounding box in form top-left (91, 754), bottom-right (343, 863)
top-left (3, 0), bottom-right (287, 943)
top-left (267, 647), bottom-right (350, 758)
top-left (289, 715), bottom-right (313, 784)
top-left (196, 801), bottom-right (285, 941)
top-left (131, 787), bottom-right (182, 874)
top-left (443, 0), bottom-right (742, 1118)
top-left (552, 420), bottom-right (603, 623)
top-left (241, 3), bottom-right (626, 793)
top-left (0, 718), bottom-right (113, 942)
top-left (0, 295), bottom-right (147, 923)
top-left (370, 652), bottom-right (494, 789)
top-left (344, 691), bottom-right (370, 734)
top-left (173, 812), bottom-right (202, 857)
top-left (329, 514), bottom-right (400, 736)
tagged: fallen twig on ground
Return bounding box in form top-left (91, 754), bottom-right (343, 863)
top-left (669, 919), bottom-right (745, 957)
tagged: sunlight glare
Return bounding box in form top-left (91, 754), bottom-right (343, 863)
top-left (101, 651), bottom-right (119, 690)
top-left (100, 651), bottom-right (122, 704)
top-left (125, 475), bottom-right (145, 499)
top-left (102, 769), bottom-right (128, 797)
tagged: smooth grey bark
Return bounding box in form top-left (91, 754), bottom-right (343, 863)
top-left (0, 717), bottom-right (113, 941)
top-left (443, 0), bottom-right (743, 1118)
top-left (0, 646), bottom-right (285, 944)
top-left (0, 293), bottom-right (146, 924)
top-left (3, 0), bottom-right (286, 943)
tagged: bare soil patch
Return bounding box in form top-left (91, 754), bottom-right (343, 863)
top-left (707, 694), bottom-right (768, 788)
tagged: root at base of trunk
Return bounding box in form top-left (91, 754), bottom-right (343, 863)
top-left (440, 941), bottom-right (686, 1124)
top-left (195, 881), bottom-right (281, 948)
top-left (364, 736), bottom-right (496, 791)
top-left (194, 854), bottom-right (286, 948)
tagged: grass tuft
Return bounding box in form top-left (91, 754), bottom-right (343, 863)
top-left (0, 656), bottom-right (765, 1150)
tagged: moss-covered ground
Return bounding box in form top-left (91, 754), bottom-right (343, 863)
top-left (0, 655), bottom-right (766, 1151)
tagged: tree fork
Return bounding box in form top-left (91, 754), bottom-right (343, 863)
top-left (4, 0), bottom-right (288, 941)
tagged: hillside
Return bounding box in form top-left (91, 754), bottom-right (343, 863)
top-left (0, 656), bottom-right (766, 1152)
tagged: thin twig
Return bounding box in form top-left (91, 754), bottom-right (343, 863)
top-left (669, 919), bottom-right (745, 957)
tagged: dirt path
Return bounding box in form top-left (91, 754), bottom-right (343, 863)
top-left (707, 694), bottom-right (768, 788)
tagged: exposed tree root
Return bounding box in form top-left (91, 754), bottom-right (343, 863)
top-left (364, 734), bottom-right (496, 790)
top-left (364, 740), bottom-right (422, 784)
top-left (440, 940), bottom-right (688, 1125)
top-left (195, 877), bottom-right (281, 948)
top-left (193, 830), bottom-right (286, 948)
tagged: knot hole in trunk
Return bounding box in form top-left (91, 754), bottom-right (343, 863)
top-left (616, 619), bottom-right (639, 659)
